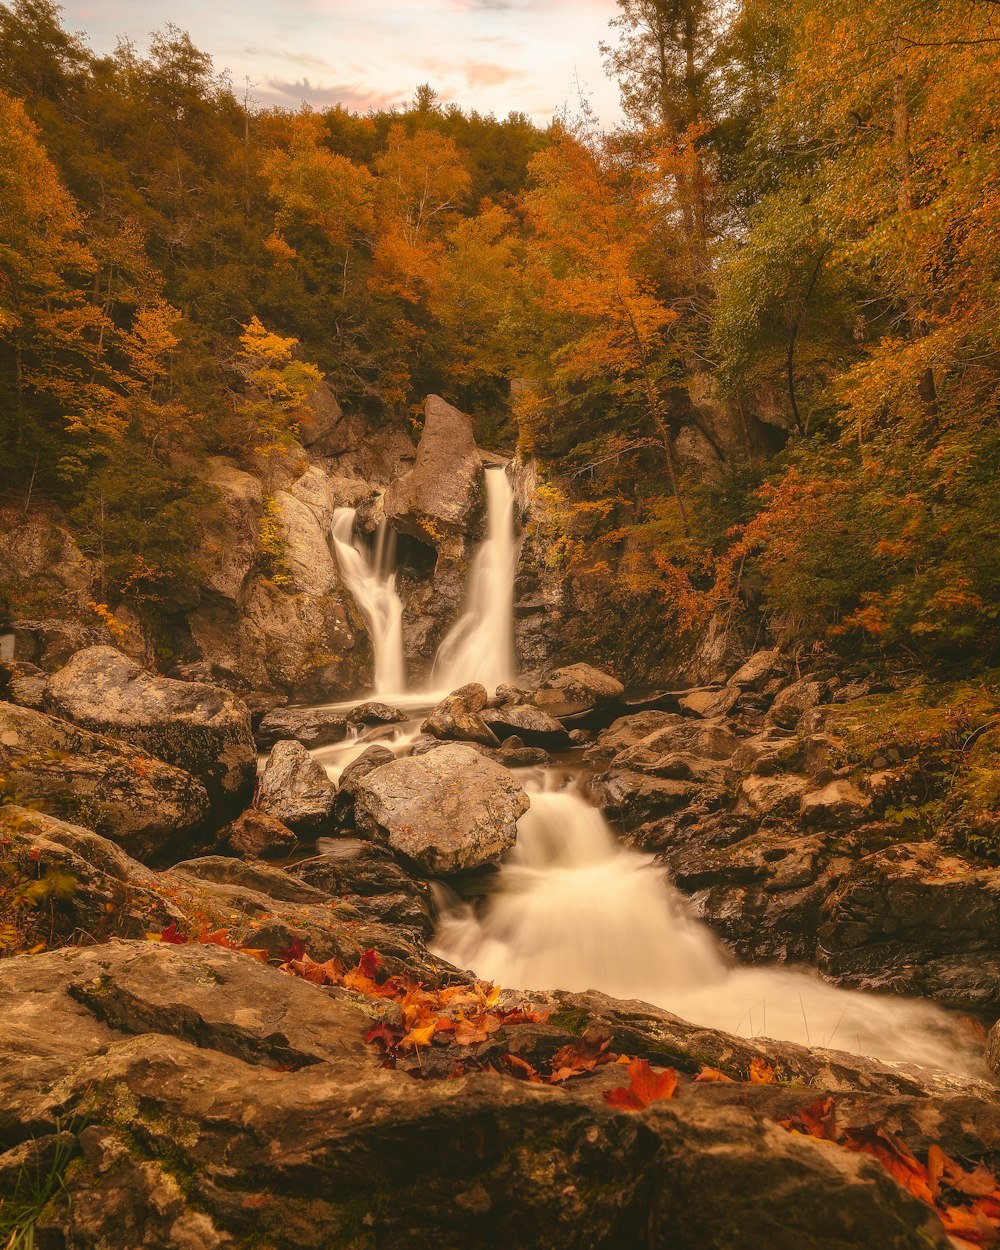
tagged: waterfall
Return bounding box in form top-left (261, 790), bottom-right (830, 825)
top-left (432, 466), bottom-right (517, 695)
top-left (432, 778), bottom-right (984, 1074)
top-left (331, 508), bottom-right (406, 698)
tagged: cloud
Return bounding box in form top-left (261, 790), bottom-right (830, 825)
top-left (244, 45), bottom-right (333, 73)
top-left (462, 61), bottom-right (524, 87)
top-left (262, 76), bottom-right (401, 112)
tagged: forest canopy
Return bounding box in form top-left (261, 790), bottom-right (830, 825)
top-left (1, 0), bottom-right (997, 670)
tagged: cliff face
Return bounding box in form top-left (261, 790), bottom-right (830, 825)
top-left (0, 387), bottom-right (574, 699)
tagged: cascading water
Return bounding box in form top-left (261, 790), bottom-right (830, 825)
top-left (331, 508), bottom-right (406, 698)
top-left (432, 466), bottom-right (517, 695)
top-left (433, 776), bottom-right (985, 1074)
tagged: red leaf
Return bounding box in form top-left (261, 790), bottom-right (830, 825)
top-left (365, 1022), bottom-right (401, 1051)
top-left (278, 937), bottom-right (307, 962)
top-left (604, 1059), bottom-right (679, 1110)
top-left (160, 922), bottom-right (187, 944)
top-left (359, 949), bottom-right (382, 979)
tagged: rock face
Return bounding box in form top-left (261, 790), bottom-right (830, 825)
top-left (0, 702), bottom-right (208, 857)
top-left (353, 743), bottom-right (530, 873)
top-left (216, 808), bottom-right (298, 859)
top-left (256, 740), bottom-right (337, 833)
top-left (818, 842), bottom-right (1000, 1009)
top-left (45, 646), bottom-right (255, 811)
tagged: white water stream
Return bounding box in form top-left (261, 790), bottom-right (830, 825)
top-left (432, 466), bottom-right (517, 694)
top-left (432, 775), bottom-right (985, 1074)
top-left (330, 509), bottom-right (405, 698)
top-left (322, 462), bottom-right (984, 1077)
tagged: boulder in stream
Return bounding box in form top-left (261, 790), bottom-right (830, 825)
top-left (534, 663), bottom-right (624, 715)
top-left (353, 742), bottom-right (529, 873)
top-left (421, 683), bottom-right (500, 747)
top-left (257, 740), bottom-right (337, 833)
top-left (256, 707), bottom-right (349, 750)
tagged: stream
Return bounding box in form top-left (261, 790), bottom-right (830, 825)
top-left (316, 467), bottom-right (986, 1077)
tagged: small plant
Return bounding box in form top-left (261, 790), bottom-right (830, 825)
top-left (256, 495), bottom-right (292, 588)
top-left (0, 1119), bottom-right (82, 1248)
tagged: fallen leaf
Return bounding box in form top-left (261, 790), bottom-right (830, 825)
top-left (748, 1057), bottom-right (778, 1085)
top-left (693, 1065), bottom-right (736, 1084)
top-left (604, 1059), bottom-right (679, 1110)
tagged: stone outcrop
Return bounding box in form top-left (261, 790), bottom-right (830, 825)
top-left (1, 938), bottom-right (995, 1250)
top-left (384, 394), bottom-right (482, 546)
top-left (353, 743), bottom-right (530, 873)
top-left (45, 646), bottom-right (255, 812)
top-left (255, 707), bottom-right (349, 750)
top-left (0, 703), bottom-right (208, 858)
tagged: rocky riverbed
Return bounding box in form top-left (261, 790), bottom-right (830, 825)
top-left (1, 638), bottom-right (1000, 1248)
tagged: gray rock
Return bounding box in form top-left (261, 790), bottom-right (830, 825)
top-left (988, 1020), bottom-right (1000, 1077)
top-left (422, 683), bottom-right (500, 746)
top-left (482, 703), bottom-right (569, 746)
top-left (216, 808), bottom-right (298, 859)
top-left (534, 663), bottom-right (625, 714)
top-left (350, 701), bottom-right (406, 726)
top-left (737, 773), bottom-right (809, 818)
top-left (800, 780), bottom-right (869, 830)
top-left (0, 805), bottom-right (184, 943)
top-left (0, 702), bottom-right (209, 858)
top-left (728, 649), bottom-right (781, 691)
top-left (46, 647), bottom-right (255, 811)
top-left (819, 841), bottom-right (1000, 1011)
top-left (256, 707), bottom-right (349, 750)
top-left (353, 742), bottom-right (529, 873)
top-left (383, 394), bottom-right (482, 544)
top-left (769, 679), bottom-right (823, 730)
top-left (257, 740), bottom-right (337, 833)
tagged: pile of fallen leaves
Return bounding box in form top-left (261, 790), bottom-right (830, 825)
top-left (778, 1097), bottom-right (1000, 1249)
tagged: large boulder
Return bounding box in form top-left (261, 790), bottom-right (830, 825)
top-left (46, 646), bottom-right (255, 811)
top-left (800, 780), bottom-right (869, 830)
top-left (534, 663), bottom-right (625, 715)
top-left (0, 806), bottom-right (183, 947)
top-left (383, 395), bottom-right (482, 545)
top-left (256, 740), bottom-right (338, 833)
top-left (0, 702), bottom-right (209, 858)
top-left (353, 743), bottom-right (529, 873)
top-left (482, 703), bottom-right (569, 747)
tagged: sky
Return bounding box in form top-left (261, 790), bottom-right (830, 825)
top-left (60, 0), bottom-right (624, 126)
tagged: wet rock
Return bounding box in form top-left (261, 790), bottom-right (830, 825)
top-left (292, 842), bottom-right (434, 937)
top-left (591, 770), bottom-right (700, 823)
top-left (422, 683), bottom-right (500, 746)
top-left (256, 707), bottom-right (349, 750)
top-left (818, 841), bottom-right (1000, 1011)
top-left (534, 663), bottom-right (625, 715)
top-left (353, 743), bottom-right (529, 873)
top-left (482, 703), bottom-right (569, 747)
top-left (46, 646), bottom-right (255, 811)
top-left (349, 701), bottom-right (406, 725)
top-left (0, 702), bottom-right (209, 857)
top-left (583, 711), bottom-right (681, 767)
top-left (168, 855), bottom-right (327, 905)
top-left (769, 679), bottom-right (823, 730)
top-left (678, 687), bottom-right (738, 718)
top-left (216, 808), bottom-right (298, 859)
top-left (5, 664), bottom-right (48, 711)
top-left (257, 740), bottom-right (337, 833)
top-left (383, 394), bottom-right (482, 545)
top-left (988, 1021), bottom-right (1000, 1077)
top-left (333, 744), bottom-right (397, 828)
top-left (800, 780), bottom-right (870, 830)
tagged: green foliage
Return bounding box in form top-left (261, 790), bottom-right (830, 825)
top-left (0, 1120), bottom-right (82, 1249)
